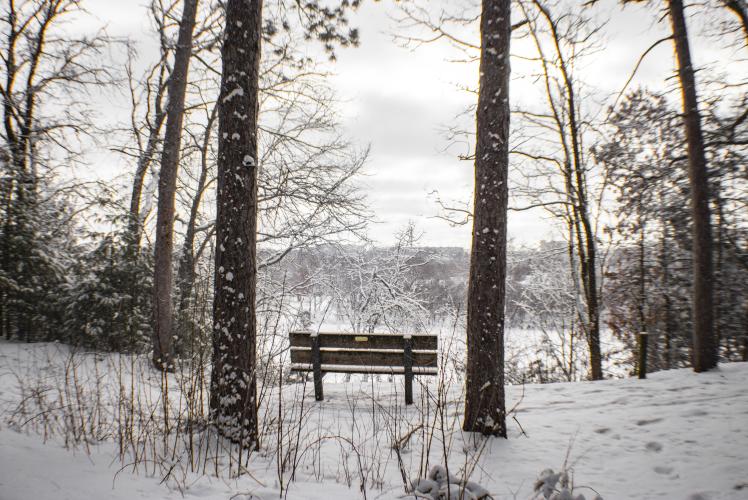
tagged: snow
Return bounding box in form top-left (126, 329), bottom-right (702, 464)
top-left (1, 341), bottom-right (747, 499)
top-left (290, 362), bottom-right (438, 374)
top-left (0, 429), bottom-right (354, 500)
top-left (222, 87), bottom-right (244, 103)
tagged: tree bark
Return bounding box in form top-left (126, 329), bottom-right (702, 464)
top-left (463, 0), bottom-right (510, 437)
top-left (152, 0), bottom-right (199, 370)
top-left (638, 215), bottom-right (647, 340)
top-left (210, 0), bottom-right (262, 448)
top-left (743, 301), bottom-right (748, 361)
top-left (660, 219), bottom-right (674, 370)
top-left (668, 0), bottom-right (718, 372)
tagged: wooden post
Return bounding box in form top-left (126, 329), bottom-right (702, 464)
top-left (638, 332), bottom-right (649, 379)
top-left (312, 334), bottom-right (324, 401)
top-left (404, 336), bottom-right (413, 405)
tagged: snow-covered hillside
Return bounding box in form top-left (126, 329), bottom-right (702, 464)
top-left (1, 341), bottom-right (746, 499)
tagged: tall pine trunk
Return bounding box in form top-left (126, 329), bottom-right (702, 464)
top-left (463, 0), bottom-right (510, 437)
top-left (152, 0), bottom-right (199, 370)
top-left (210, 0), bottom-right (262, 448)
top-left (668, 0), bottom-right (718, 372)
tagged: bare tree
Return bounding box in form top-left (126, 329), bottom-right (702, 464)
top-left (516, 0), bottom-right (604, 380)
top-left (151, 0), bottom-right (199, 371)
top-left (176, 101), bottom-right (216, 317)
top-left (463, 0), bottom-right (511, 437)
top-left (119, 2), bottom-right (173, 254)
top-left (329, 225), bottom-right (430, 335)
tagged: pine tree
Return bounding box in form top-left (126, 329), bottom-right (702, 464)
top-left (463, 0), bottom-right (511, 437)
top-left (210, 0), bottom-right (263, 447)
top-left (667, 0), bottom-right (718, 372)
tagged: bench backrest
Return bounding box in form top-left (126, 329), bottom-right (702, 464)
top-left (289, 331), bottom-right (438, 375)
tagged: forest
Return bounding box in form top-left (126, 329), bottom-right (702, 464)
top-left (0, 0), bottom-right (746, 499)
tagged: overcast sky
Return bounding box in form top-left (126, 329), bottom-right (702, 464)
top-left (85, 0), bottom-right (742, 248)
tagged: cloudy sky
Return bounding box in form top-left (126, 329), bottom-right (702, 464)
top-left (85, 0), bottom-right (742, 247)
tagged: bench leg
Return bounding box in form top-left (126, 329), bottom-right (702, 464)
top-left (312, 335), bottom-right (324, 401)
top-left (405, 373), bottom-right (413, 405)
top-left (404, 337), bottom-right (413, 405)
top-left (313, 369), bottom-right (324, 401)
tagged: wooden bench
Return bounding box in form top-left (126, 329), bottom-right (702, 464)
top-left (289, 331), bottom-right (438, 405)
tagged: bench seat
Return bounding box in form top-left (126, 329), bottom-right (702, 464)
top-left (289, 331), bottom-right (439, 404)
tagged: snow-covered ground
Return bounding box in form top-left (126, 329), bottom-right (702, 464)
top-left (1, 341), bottom-right (747, 499)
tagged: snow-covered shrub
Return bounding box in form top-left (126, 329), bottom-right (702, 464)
top-left (532, 468), bottom-right (602, 500)
top-left (410, 465), bottom-right (492, 499)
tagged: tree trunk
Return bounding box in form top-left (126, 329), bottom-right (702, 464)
top-left (152, 0), bottom-right (199, 371)
top-left (743, 301), bottom-right (748, 361)
top-left (668, 0), bottom-right (718, 372)
top-left (638, 215), bottom-right (648, 365)
top-left (580, 212), bottom-right (602, 380)
top-left (210, 0), bottom-right (262, 448)
top-left (715, 195), bottom-right (724, 356)
top-left (660, 220), bottom-right (674, 370)
top-left (463, 0), bottom-right (510, 437)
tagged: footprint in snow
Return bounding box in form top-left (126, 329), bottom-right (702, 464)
top-left (654, 465), bottom-right (674, 475)
top-left (681, 409), bottom-right (708, 417)
top-left (636, 417), bottom-right (663, 426)
top-left (594, 427), bottom-right (610, 434)
top-left (645, 441), bottom-right (663, 452)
